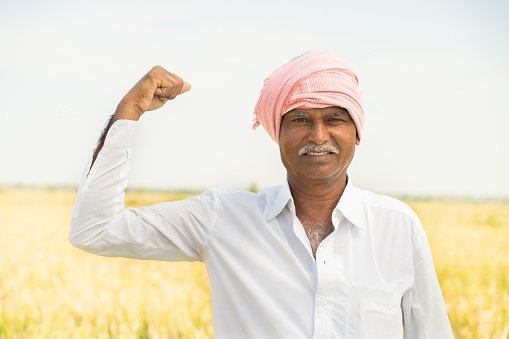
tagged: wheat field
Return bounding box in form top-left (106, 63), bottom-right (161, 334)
top-left (0, 188), bottom-right (508, 338)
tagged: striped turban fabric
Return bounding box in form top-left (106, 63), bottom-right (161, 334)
top-left (252, 51), bottom-right (365, 143)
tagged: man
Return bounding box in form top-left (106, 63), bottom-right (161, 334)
top-left (70, 51), bottom-right (454, 338)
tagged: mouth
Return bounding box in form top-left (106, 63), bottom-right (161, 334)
top-left (298, 144), bottom-right (339, 156)
top-left (303, 151), bottom-right (335, 156)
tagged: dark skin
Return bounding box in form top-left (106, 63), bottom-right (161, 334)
top-left (279, 107), bottom-right (359, 248)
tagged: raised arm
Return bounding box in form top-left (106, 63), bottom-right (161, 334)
top-left (69, 67), bottom-right (218, 262)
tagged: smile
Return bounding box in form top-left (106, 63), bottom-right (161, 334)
top-left (298, 144), bottom-right (339, 156)
top-left (304, 152), bottom-right (335, 156)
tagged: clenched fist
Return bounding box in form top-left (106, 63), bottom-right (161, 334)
top-left (90, 66), bottom-right (190, 168)
top-left (115, 66), bottom-right (191, 120)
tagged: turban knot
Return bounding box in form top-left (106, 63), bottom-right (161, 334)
top-left (252, 51), bottom-right (365, 143)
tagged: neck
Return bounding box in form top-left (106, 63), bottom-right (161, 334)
top-left (288, 173), bottom-right (348, 222)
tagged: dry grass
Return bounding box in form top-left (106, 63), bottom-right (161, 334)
top-left (0, 189), bottom-right (508, 338)
top-left (408, 200), bottom-right (509, 339)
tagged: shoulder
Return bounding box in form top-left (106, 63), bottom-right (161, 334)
top-left (351, 185), bottom-right (426, 240)
top-left (203, 187), bottom-right (263, 208)
top-left (205, 185), bottom-right (285, 215)
top-left (205, 187), bottom-right (257, 199)
top-left (354, 186), bottom-right (417, 219)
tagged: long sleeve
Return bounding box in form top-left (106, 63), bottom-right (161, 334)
top-left (69, 119), bottom-right (219, 262)
top-left (401, 217), bottom-right (454, 338)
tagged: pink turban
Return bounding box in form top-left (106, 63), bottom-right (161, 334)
top-left (252, 51), bottom-right (365, 143)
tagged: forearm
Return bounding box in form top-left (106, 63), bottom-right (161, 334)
top-left (70, 119), bottom-right (139, 250)
top-left (91, 101), bottom-right (142, 170)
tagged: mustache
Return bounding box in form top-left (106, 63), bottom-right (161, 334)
top-left (298, 144), bottom-right (339, 155)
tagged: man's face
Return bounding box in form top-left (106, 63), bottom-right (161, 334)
top-left (279, 106), bottom-right (358, 182)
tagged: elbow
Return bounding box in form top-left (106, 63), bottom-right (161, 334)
top-left (68, 224), bottom-right (91, 251)
top-left (69, 216), bottom-right (85, 247)
top-left (68, 218), bottom-right (82, 247)
top-left (68, 227), bottom-right (85, 249)
top-left (68, 217), bottom-right (105, 253)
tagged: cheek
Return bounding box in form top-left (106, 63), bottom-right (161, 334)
top-left (279, 128), bottom-right (300, 151)
top-left (279, 142), bottom-right (294, 163)
top-left (333, 130), bottom-right (357, 147)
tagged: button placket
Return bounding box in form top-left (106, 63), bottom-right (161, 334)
top-left (314, 236), bottom-right (336, 338)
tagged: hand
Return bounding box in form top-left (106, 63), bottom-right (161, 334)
top-left (115, 66), bottom-right (191, 120)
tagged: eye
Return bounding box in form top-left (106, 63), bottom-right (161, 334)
top-left (292, 117), bottom-right (308, 123)
top-left (327, 116), bottom-right (345, 124)
top-left (327, 112), bottom-right (351, 124)
top-left (289, 115), bottom-right (311, 124)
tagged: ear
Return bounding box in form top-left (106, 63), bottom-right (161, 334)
top-left (356, 133), bottom-right (360, 145)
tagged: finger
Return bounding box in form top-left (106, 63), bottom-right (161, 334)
top-left (153, 75), bottom-right (190, 98)
top-left (154, 82), bottom-right (177, 98)
top-left (158, 96), bottom-right (169, 104)
top-left (165, 74), bottom-right (184, 99)
top-left (154, 87), bottom-right (166, 96)
top-left (168, 81), bottom-right (191, 99)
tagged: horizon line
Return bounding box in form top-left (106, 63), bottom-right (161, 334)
top-left (1, 184), bottom-right (508, 202)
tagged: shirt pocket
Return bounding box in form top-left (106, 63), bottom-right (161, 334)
top-left (360, 300), bottom-right (403, 339)
top-left (346, 286), bottom-right (403, 339)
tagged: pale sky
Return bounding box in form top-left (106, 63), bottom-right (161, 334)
top-left (1, 0), bottom-right (508, 198)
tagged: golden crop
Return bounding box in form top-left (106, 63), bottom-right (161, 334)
top-left (0, 189), bottom-right (507, 338)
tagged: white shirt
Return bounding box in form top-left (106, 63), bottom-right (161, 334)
top-left (70, 119), bottom-right (454, 339)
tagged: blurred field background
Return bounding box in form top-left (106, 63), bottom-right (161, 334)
top-left (0, 188), bottom-right (508, 338)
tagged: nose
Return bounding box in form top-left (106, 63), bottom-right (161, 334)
top-left (308, 119), bottom-right (329, 144)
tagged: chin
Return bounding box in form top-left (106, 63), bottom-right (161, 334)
top-left (298, 169), bottom-right (341, 181)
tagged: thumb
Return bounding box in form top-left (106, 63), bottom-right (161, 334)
top-left (179, 82), bottom-right (191, 94)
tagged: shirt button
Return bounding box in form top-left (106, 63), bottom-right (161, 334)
top-left (318, 298), bottom-right (327, 307)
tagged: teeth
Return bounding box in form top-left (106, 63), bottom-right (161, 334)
top-left (298, 145), bottom-right (339, 156)
top-left (307, 152), bottom-right (328, 156)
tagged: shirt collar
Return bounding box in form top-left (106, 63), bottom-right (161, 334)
top-left (265, 177), bottom-right (367, 231)
top-left (265, 179), bottom-right (294, 220)
top-left (335, 178), bottom-right (367, 230)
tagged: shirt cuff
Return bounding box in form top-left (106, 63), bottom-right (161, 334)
top-left (103, 119), bottom-right (139, 149)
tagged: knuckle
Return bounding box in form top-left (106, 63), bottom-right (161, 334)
top-left (148, 65), bottom-right (163, 79)
top-left (165, 71), bottom-right (182, 84)
top-left (173, 74), bottom-right (183, 84)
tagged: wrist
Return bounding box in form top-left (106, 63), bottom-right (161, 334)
top-left (114, 99), bottom-right (143, 121)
